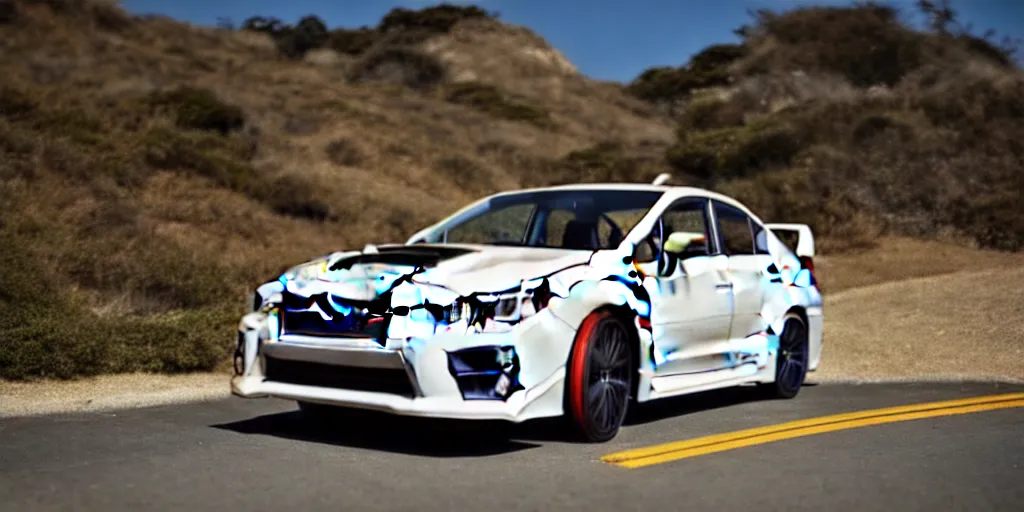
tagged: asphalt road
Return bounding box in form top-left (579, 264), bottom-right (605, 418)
top-left (2, 382), bottom-right (1022, 511)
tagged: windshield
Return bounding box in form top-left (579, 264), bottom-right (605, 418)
top-left (417, 189), bottom-right (663, 250)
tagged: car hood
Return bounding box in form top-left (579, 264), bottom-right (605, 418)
top-left (283, 244), bottom-right (593, 299)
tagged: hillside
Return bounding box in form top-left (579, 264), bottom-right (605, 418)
top-left (0, 0), bottom-right (673, 379)
top-left (0, 0), bottom-right (1021, 380)
top-left (629, 3), bottom-right (1023, 253)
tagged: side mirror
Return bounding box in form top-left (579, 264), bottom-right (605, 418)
top-left (664, 232), bottom-right (707, 257)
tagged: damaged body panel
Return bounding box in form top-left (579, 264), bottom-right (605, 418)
top-left (231, 184), bottom-right (823, 438)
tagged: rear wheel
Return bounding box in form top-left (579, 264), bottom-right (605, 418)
top-left (762, 312), bottom-right (808, 399)
top-left (566, 311), bottom-right (634, 442)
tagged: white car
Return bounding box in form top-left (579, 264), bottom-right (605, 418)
top-left (232, 177), bottom-right (823, 442)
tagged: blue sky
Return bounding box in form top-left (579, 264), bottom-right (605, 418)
top-left (121, 0), bottom-right (1024, 82)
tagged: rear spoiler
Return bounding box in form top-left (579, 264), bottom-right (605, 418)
top-left (765, 223), bottom-right (815, 258)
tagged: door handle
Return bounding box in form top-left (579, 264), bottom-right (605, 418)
top-left (715, 283), bottom-right (733, 290)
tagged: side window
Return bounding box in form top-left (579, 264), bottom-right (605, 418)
top-left (662, 199), bottom-right (712, 257)
top-left (633, 219), bottom-right (661, 264)
top-left (713, 202), bottom-right (755, 256)
top-left (635, 199), bottom-right (710, 263)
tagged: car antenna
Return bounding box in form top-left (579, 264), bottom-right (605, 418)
top-left (651, 173), bottom-right (671, 186)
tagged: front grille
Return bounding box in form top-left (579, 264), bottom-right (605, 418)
top-left (280, 292), bottom-right (389, 342)
top-left (282, 310), bottom-right (382, 338)
top-left (263, 357), bottom-right (416, 397)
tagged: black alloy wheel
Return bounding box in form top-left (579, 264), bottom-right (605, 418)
top-left (567, 311), bottom-right (634, 442)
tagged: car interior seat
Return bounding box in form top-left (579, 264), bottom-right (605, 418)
top-left (561, 220), bottom-right (600, 250)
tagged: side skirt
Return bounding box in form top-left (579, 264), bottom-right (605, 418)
top-left (640, 359), bottom-right (777, 402)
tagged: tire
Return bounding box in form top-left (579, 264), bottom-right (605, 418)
top-left (566, 311), bottom-right (634, 442)
top-left (761, 312), bottom-right (809, 399)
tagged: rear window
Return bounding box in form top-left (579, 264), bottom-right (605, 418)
top-left (771, 229), bottom-right (800, 254)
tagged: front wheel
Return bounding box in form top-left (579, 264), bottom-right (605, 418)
top-left (761, 312), bottom-right (809, 399)
top-left (566, 311), bottom-right (634, 443)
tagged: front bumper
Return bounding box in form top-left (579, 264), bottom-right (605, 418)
top-left (231, 370), bottom-right (565, 422)
top-left (231, 308), bottom-right (577, 422)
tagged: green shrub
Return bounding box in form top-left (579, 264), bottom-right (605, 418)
top-left (680, 97), bottom-right (746, 131)
top-left (248, 174), bottom-right (332, 222)
top-left (716, 164), bottom-right (880, 252)
top-left (142, 127), bottom-right (254, 189)
top-left (540, 141), bottom-right (663, 185)
top-left (628, 66), bottom-right (732, 107)
top-left (956, 34), bottom-right (1015, 67)
top-left (242, 4), bottom-right (494, 60)
top-left (628, 44), bottom-right (744, 107)
top-left (667, 119), bottom-right (804, 182)
top-left (378, 4), bottom-right (493, 34)
top-left (953, 187), bottom-right (1024, 252)
top-left (274, 15), bottom-right (329, 59)
top-left (0, 228), bottom-right (237, 380)
top-left (0, 0), bottom-right (18, 24)
top-left (348, 46), bottom-right (446, 90)
top-left (915, 78), bottom-right (1024, 129)
top-left (433, 155), bottom-right (494, 194)
top-left (444, 82), bottom-right (551, 126)
top-left (741, 5), bottom-right (926, 87)
top-left (688, 44), bottom-right (746, 73)
top-left (240, 16), bottom-right (286, 36)
top-left (325, 138), bottom-right (365, 167)
top-left (0, 306), bottom-right (237, 380)
top-left (147, 87), bottom-right (245, 135)
top-left (0, 85), bottom-right (38, 120)
top-left (328, 27), bottom-right (378, 55)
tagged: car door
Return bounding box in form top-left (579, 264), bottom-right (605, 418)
top-left (711, 201), bottom-right (772, 344)
top-left (637, 197), bottom-right (735, 377)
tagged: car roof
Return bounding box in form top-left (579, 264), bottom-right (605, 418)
top-left (511, 183), bottom-right (674, 193)
top-left (498, 183), bottom-right (764, 223)
top-left (502, 183), bottom-right (745, 207)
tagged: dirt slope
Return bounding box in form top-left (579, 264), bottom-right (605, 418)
top-left (813, 266), bottom-right (1024, 383)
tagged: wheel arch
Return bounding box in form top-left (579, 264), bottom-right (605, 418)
top-left (564, 303), bottom-right (643, 405)
top-left (785, 305), bottom-right (808, 326)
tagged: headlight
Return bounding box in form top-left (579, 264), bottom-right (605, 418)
top-left (470, 279), bottom-right (553, 325)
top-left (493, 292), bottom-right (521, 321)
top-left (282, 259), bottom-right (328, 283)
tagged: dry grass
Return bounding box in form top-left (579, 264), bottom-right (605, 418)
top-left (814, 266), bottom-right (1024, 383)
top-left (815, 236), bottom-right (1024, 294)
top-left (0, 372), bottom-right (231, 417)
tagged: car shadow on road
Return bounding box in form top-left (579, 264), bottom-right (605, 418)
top-left (212, 407), bottom-right (544, 457)
top-left (624, 384), bottom-right (808, 426)
top-left (212, 384), bottom-right (814, 457)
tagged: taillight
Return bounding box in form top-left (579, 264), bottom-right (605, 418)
top-left (799, 256), bottom-right (814, 273)
top-left (799, 256), bottom-right (817, 286)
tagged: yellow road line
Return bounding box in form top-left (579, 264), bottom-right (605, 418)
top-left (602, 393), bottom-right (1024, 469)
